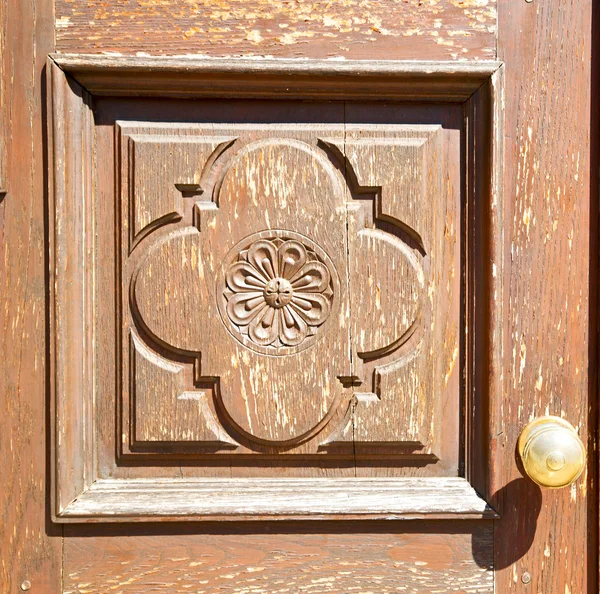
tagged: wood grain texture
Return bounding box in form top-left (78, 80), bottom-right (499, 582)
top-left (50, 55), bottom-right (502, 101)
top-left (54, 0), bottom-right (497, 61)
top-left (62, 523), bottom-right (494, 593)
top-left (0, 0), bottom-right (61, 592)
top-left (120, 121), bottom-right (460, 462)
top-left (493, 0), bottom-right (593, 592)
top-left (58, 477), bottom-right (495, 522)
top-left (122, 124), bottom-right (352, 450)
top-left (47, 58), bottom-right (96, 517)
top-left (0, 0), bottom-right (6, 197)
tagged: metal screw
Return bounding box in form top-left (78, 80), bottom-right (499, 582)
top-left (525, 0), bottom-right (533, 3)
top-left (521, 572), bottom-right (531, 584)
top-left (21, 581), bottom-right (31, 591)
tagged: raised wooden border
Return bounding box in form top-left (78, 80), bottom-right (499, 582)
top-left (51, 55), bottom-right (500, 101)
top-left (48, 54), bottom-right (503, 522)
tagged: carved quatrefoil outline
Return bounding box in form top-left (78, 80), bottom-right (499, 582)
top-left (125, 130), bottom-right (431, 450)
top-left (218, 230), bottom-right (341, 356)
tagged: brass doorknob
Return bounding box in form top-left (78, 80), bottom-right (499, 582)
top-left (518, 416), bottom-right (585, 488)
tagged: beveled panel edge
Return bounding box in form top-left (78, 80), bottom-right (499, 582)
top-left (49, 54), bottom-right (502, 101)
top-left (56, 477), bottom-right (498, 522)
top-left (47, 57), bottom-right (96, 518)
top-left (463, 65), bottom-right (505, 500)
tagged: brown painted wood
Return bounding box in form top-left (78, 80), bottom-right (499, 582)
top-left (1, 0), bottom-right (596, 592)
top-left (62, 522), bottom-right (494, 594)
top-left (0, 0), bottom-right (62, 593)
top-left (492, 0), bottom-right (595, 592)
top-left (53, 0), bottom-right (497, 62)
top-left (49, 55), bottom-right (501, 100)
top-left (0, 0), bottom-right (6, 198)
top-left (47, 57), bottom-right (95, 520)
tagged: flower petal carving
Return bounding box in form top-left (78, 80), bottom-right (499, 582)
top-left (227, 292), bottom-right (266, 325)
top-left (290, 261), bottom-right (331, 292)
top-left (280, 306), bottom-right (309, 346)
top-left (249, 305), bottom-right (280, 346)
top-left (226, 262), bottom-right (268, 292)
top-left (221, 233), bottom-right (335, 353)
top-left (289, 293), bottom-right (331, 325)
top-left (278, 240), bottom-right (308, 280)
top-left (247, 240), bottom-right (279, 280)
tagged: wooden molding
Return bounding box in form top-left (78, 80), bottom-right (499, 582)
top-left (59, 477), bottom-right (497, 522)
top-left (48, 57), bottom-right (95, 517)
top-left (48, 54), bottom-right (503, 522)
top-left (50, 54), bottom-right (501, 101)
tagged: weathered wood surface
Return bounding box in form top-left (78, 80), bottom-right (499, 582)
top-left (51, 55), bottom-right (502, 100)
top-left (492, 0), bottom-right (594, 592)
top-left (2, 0), bottom-right (595, 591)
top-left (0, 0), bottom-right (62, 593)
top-left (59, 478), bottom-right (495, 521)
top-left (54, 0), bottom-right (497, 61)
top-left (0, 0), bottom-right (6, 197)
top-left (49, 62), bottom-right (496, 523)
top-left (62, 523), bottom-right (494, 593)
top-left (47, 57), bottom-right (97, 520)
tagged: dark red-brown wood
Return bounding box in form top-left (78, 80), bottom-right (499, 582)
top-left (0, 0), bottom-right (62, 593)
top-left (492, 0), bottom-right (594, 591)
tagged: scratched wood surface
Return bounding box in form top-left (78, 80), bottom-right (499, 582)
top-left (2, 0), bottom-right (597, 592)
top-left (48, 96), bottom-right (468, 490)
top-left (123, 123), bottom-right (353, 450)
top-left (0, 0), bottom-right (62, 593)
top-left (109, 117), bottom-right (460, 464)
top-left (59, 478), bottom-right (495, 521)
top-left (0, 0), bottom-right (6, 197)
top-left (54, 0), bottom-right (497, 61)
top-left (62, 522), bottom-right (494, 593)
top-left (491, 0), bottom-right (594, 592)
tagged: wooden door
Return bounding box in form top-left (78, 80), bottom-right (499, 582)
top-left (1, 1), bottom-right (597, 593)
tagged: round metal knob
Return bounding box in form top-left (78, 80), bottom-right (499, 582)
top-left (518, 416), bottom-right (585, 488)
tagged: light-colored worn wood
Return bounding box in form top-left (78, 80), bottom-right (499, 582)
top-left (51, 55), bottom-right (502, 101)
top-left (0, 0), bottom-right (62, 591)
top-left (62, 524), bottom-right (494, 593)
top-left (54, 0), bottom-right (497, 62)
top-left (47, 58), bottom-right (96, 516)
top-left (492, 0), bottom-right (593, 592)
top-left (121, 121), bottom-right (461, 463)
top-left (342, 124), bottom-right (458, 463)
top-left (58, 478), bottom-right (494, 521)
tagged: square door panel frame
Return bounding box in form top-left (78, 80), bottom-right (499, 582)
top-left (48, 55), bottom-right (503, 522)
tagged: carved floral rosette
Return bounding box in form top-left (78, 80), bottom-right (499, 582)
top-left (218, 231), bottom-right (338, 355)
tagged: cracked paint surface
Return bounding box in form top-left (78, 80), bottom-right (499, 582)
top-left (55, 0), bottom-right (497, 60)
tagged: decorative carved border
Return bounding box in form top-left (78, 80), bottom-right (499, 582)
top-left (48, 54), bottom-right (503, 522)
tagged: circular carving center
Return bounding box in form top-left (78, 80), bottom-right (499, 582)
top-left (219, 232), bottom-right (336, 354)
top-left (546, 450), bottom-right (566, 471)
top-left (264, 277), bottom-right (293, 308)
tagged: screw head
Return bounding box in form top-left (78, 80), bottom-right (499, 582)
top-left (21, 580), bottom-right (31, 591)
top-left (521, 572), bottom-right (531, 584)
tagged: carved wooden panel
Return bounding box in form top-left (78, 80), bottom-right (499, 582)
top-left (49, 55), bottom-right (502, 520)
top-left (118, 120), bottom-right (456, 467)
